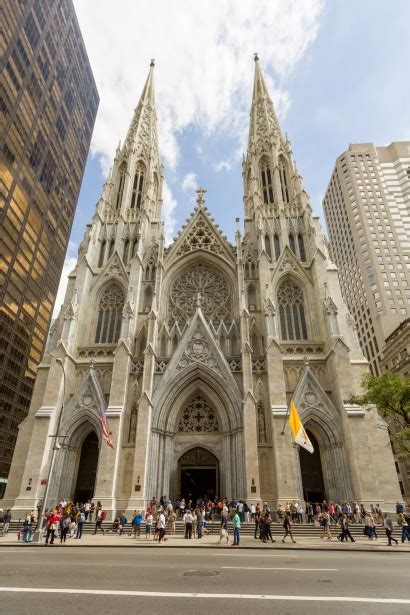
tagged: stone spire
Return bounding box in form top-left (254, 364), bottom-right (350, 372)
top-left (122, 60), bottom-right (159, 165)
top-left (248, 54), bottom-right (281, 152)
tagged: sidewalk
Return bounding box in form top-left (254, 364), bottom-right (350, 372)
top-left (1, 532), bottom-right (409, 552)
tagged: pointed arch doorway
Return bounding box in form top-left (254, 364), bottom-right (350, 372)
top-left (73, 431), bottom-right (99, 503)
top-left (177, 447), bottom-right (219, 504)
top-left (299, 431), bottom-right (326, 503)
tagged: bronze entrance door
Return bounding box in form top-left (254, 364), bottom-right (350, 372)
top-left (177, 447), bottom-right (218, 504)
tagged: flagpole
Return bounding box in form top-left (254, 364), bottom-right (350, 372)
top-left (281, 401), bottom-right (291, 435)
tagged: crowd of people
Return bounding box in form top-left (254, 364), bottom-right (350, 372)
top-left (1, 496), bottom-right (408, 547)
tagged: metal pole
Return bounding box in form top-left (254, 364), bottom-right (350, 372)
top-left (35, 358), bottom-right (66, 543)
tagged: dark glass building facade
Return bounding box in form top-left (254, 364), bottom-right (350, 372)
top-left (0, 0), bottom-right (99, 486)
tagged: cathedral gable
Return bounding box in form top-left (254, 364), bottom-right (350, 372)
top-left (272, 245), bottom-right (312, 285)
top-left (92, 250), bottom-right (128, 288)
top-left (166, 207), bottom-right (235, 264)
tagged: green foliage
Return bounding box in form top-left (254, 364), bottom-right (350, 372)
top-left (347, 371), bottom-right (410, 425)
top-left (347, 371), bottom-right (410, 459)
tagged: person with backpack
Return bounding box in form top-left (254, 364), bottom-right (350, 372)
top-left (337, 514), bottom-right (355, 543)
top-left (131, 510), bottom-right (143, 537)
top-left (118, 512), bottom-right (127, 535)
top-left (60, 513), bottom-right (71, 543)
top-left (93, 507), bottom-right (106, 534)
top-left (282, 512), bottom-right (296, 543)
top-left (75, 509), bottom-right (86, 539)
top-left (232, 510), bottom-right (241, 547)
top-left (1, 509), bottom-right (11, 536)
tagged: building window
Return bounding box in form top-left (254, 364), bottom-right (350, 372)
top-left (107, 240), bottom-right (115, 260)
top-left (298, 234), bottom-right (306, 262)
top-left (98, 240), bottom-right (106, 267)
top-left (279, 157), bottom-right (290, 203)
top-left (123, 239), bottom-right (130, 264)
top-left (274, 234), bottom-right (281, 260)
top-left (289, 234), bottom-right (296, 254)
top-left (265, 235), bottom-right (272, 259)
top-left (130, 162), bottom-right (145, 209)
top-left (260, 158), bottom-right (274, 205)
top-left (116, 163), bottom-right (126, 209)
top-left (95, 285), bottom-right (125, 343)
top-left (277, 278), bottom-right (308, 340)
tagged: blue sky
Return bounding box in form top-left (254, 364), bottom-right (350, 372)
top-left (56, 0), bottom-right (410, 314)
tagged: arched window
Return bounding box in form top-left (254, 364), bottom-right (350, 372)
top-left (107, 240), bottom-right (115, 260)
top-left (98, 240), bottom-right (106, 267)
top-left (260, 158), bottom-right (274, 204)
top-left (95, 285), bottom-right (124, 343)
top-left (274, 234), bottom-right (281, 260)
top-left (279, 157), bottom-right (290, 203)
top-left (123, 239), bottom-right (130, 265)
top-left (132, 238), bottom-right (138, 259)
top-left (298, 234), bottom-right (306, 262)
top-left (130, 163), bottom-right (144, 209)
top-left (289, 234), bottom-right (296, 254)
top-left (265, 235), bottom-right (272, 259)
top-left (116, 163), bottom-right (126, 209)
top-left (247, 284), bottom-right (256, 310)
top-left (277, 278), bottom-right (308, 340)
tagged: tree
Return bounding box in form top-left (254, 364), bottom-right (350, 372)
top-left (347, 371), bottom-right (410, 459)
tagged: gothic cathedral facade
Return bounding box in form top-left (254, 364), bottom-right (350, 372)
top-left (3, 59), bottom-right (401, 514)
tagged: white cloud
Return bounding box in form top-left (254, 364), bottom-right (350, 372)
top-left (213, 160), bottom-right (232, 173)
top-left (53, 247), bottom-right (78, 318)
top-left (162, 180), bottom-right (177, 245)
top-left (74, 0), bottom-right (324, 236)
top-left (181, 172), bottom-right (197, 193)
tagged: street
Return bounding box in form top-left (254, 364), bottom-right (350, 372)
top-left (0, 546), bottom-right (408, 614)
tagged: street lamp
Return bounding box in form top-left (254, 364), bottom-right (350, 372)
top-left (35, 357), bottom-right (66, 543)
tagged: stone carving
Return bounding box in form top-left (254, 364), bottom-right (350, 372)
top-left (278, 256), bottom-right (297, 273)
top-left (178, 447), bottom-right (218, 466)
top-left (282, 344), bottom-right (324, 355)
top-left (178, 326), bottom-right (219, 372)
top-left (170, 264), bottom-right (231, 322)
top-left (176, 217), bottom-right (224, 256)
top-left (257, 401), bottom-right (267, 443)
top-left (104, 255), bottom-right (127, 283)
top-left (178, 396), bottom-right (219, 433)
top-left (252, 358), bottom-right (266, 372)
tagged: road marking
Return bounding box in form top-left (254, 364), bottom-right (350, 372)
top-left (0, 587), bottom-right (408, 604)
top-left (215, 553), bottom-right (298, 557)
top-left (222, 567), bottom-right (338, 571)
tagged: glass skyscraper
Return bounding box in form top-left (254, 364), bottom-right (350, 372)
top-left (0, 0), bottom-right (99, 487)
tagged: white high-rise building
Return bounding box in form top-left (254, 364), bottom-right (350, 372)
top-left (323, 142), bottom-right (410, 375)
top-left (2, 59), bottom-right (401, 516)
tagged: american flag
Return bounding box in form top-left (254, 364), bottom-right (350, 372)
top-left (99, 403), bottom-right (114, 449)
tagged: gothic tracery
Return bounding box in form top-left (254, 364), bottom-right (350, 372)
top-left (178, 396), bottom-right (220, 433)
top-left (170, 264), bottom-right (231, 321)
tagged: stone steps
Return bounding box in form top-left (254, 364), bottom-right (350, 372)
top-left (5, 520), bottom-right (380, 537)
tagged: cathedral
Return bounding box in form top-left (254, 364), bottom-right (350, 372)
top-left (3, 58), bottom-right (401, 515)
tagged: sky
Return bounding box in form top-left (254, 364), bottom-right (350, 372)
top-left (54, 0), bottom-right (410, 316)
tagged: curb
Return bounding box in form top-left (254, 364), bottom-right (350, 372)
top-left (0, 542), bottom-right (407, 553)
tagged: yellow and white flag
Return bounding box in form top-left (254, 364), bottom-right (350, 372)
top-left (288, 400), bottom-right (314, 454)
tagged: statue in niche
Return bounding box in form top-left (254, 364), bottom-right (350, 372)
top-left (257, 402), bottom-right (267, 444)
top-left (128, 403), bottom-right (138, 443)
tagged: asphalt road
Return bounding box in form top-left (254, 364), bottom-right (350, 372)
top-left (0, 546), bottom-right (408, 614)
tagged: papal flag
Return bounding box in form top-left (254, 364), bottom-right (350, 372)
top-left (288, 400), bottom-right (314, 453)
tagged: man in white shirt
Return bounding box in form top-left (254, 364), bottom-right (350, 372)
top-left (158, 511), bottom-right (166, 543)
top-left (183, 510), bottom-right (193, 539)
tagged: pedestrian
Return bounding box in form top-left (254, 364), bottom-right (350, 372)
top-left (397, 513), bottom-right (409, 543)
top-left (93, 507), bottom-right (106, 534)
top-left (145, 509), bottom-right (153, 539)
top-left (218, 512), bottom-right (229, 544)
top-left (383, 512), bottom-right (398, 546)
top-left (45, 508), bottom-right (60, 545)
top-left (254, 513), bottom-right (260, 539)
top-left (131, 510), bottom-right (143, 537)
top-left (183, 509), bottom-right (193, 539)
top-left (60, 513), bottom-right (70, 543)
top-left (23, 518), bottom-right (32, 542)
top-left (75, 509), bottom-right (85, 539)
top-left (1, 509), bottom-right (11, 536)
top-left (282, 512), bottom-right (296, 543)
top-left (84, 500), bottom-right (91, 522)
top-left (158, 510), bottom-right (166, 543)
top-left (337, 515), bottom-right (355, 543)
top-left (192, 510), bottom-right (198, 538)
top-left (89, 501), bottom-right (95, 523)
top-left (320, 511), bottom-right (332, 540)
top-left (118, 512), bottom-right (127, 535)
top-left (168, 509), bottom-right (176, 535)
top-left (232, 509), bottom-right (241, 547)
top-left (306, 502), bottom-right (314, 524)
